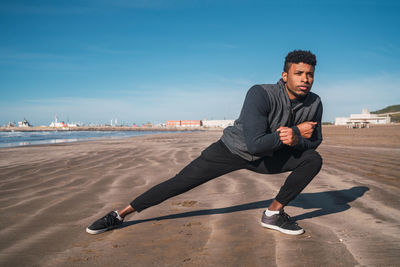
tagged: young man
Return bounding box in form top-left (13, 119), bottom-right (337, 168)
top-left (86, 50), bottom-right (323, 236)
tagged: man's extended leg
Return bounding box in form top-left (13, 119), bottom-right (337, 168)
top-left (86, 140), bottom-right (247, 234)
top-left (247, 148), bottom-right (323, 235)
top-left (129, 140), bottom-right (248, 212)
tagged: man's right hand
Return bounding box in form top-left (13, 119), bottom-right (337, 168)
top-left (297, 122), bottom-right (317, 139)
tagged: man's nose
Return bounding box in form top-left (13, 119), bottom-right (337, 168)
top-left (301, 74), bottom-right (309, 83)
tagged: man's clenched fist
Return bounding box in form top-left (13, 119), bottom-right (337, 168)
top-left (297, 121), bottom-right (317, 139)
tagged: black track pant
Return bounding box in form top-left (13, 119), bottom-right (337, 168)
top-left (130, 140), bottom-right (322, 212)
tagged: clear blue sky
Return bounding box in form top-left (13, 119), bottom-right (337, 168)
top-left (1, 0), bottom-right (399, 125)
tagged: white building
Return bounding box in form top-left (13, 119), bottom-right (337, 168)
top-left (335, 109), bottom-right (391, 127)
top-left (50, 116), bottom-right (67, 127)
top-left (202, 120), bottom-right (234, 128)
top-left (18, 119), bottom-right (31, 127)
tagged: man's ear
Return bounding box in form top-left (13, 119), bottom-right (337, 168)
top-left (282, 71), bottom-right (287, 82)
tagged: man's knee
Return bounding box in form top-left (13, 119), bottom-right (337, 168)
top-left (303, 150), bottom-right (323, 172)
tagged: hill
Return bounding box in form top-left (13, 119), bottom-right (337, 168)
top-left (371, 105), bottom-right (400, 122)
top-left (371, 104), bottom-right (400, 114)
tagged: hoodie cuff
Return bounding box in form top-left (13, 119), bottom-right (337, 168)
top-left (291, 126), bottom-right (304, 149)
top-left (291, 126), bottom-right (301, 137)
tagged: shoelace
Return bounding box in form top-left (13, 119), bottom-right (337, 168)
top-left (281, 211), bottom-right (290, 221)
top-left (103, 213), bottom-right (119, 226)
top-left (280, 211), bottom-right (299, 226)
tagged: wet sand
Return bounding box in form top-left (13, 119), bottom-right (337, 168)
top-left (0, 125), bottom-right (399, 266)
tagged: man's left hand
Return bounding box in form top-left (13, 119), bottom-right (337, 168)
top-left (277, 127), bottom-right (299, 146)
top-left (297, 121), bottom-right (317, 139)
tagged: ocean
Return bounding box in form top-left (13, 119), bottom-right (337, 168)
top-left (0, 130), bottom-right (187, 148)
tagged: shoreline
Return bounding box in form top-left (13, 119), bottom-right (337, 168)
top-left (0, 129), bottom-right (207, 149)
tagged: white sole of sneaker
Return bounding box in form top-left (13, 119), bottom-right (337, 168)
top-left (86, 227), bottom-right (110, 235)
top-left (260, 222), bottom-right (304, 235)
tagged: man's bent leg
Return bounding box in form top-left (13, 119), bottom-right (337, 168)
top-left (248, 148), bottom-right (323, 206)
top-left (274, 149), bottom-right (322, 206)
top-left (130, 140), bottom-right (247, 212)
top-left (248, 148), bottom-right (322, 235)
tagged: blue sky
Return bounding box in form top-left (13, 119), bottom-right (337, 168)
top-left (1, 0), bottom-right (399, 125)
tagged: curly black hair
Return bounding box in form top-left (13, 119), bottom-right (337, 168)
top-left (284, 50), bottom-right (317, 72)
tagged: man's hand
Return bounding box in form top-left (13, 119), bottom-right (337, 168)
top-left (277, 127), bottom-right (299, 146)
top-left (297, 122), bottom-right (317, 139)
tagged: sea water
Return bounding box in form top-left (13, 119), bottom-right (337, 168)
top-left (0, 130), bottom-right (186, 148)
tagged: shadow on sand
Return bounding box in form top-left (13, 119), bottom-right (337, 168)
top-left (121, 186), bottom-right (369, 229)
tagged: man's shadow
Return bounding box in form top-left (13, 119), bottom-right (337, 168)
top-left (121, 186), bottom-right (369, 228)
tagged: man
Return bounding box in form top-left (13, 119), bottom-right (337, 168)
top-left (86, 50), bottom-right (323, 236)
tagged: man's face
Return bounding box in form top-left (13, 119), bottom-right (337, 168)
top-left (282, 62), bottom-right (314, 100)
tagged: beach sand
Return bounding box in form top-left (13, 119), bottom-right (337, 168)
top-left (1, 125), bottom-right (399, 266)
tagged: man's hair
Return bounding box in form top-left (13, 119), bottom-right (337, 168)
top-left (284, 50), bottom-right (317, 72)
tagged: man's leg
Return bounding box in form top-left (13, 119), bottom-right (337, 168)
top-left (247, 148), bottom-right (323, 235)
top-left (129, 140), bottom-right (247, 212)
top-left (86, 140), bottom-right (248, 234)
top-left (249, 148), bottom-right (322, 206)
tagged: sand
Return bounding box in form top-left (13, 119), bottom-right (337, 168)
top-left (0, 125), bottom-right (399, 266)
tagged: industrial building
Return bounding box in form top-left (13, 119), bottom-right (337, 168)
top-left (202, 120), bottom-right (234, 128)
top-left (166, 120), bottom-right (202, 127)
top-left (165, 119), bottom-right (234, 128)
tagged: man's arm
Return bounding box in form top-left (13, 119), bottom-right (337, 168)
top-left (241, 86), bottom-right (282, 156)
top-left (292, 102), bottom-right (323, 150)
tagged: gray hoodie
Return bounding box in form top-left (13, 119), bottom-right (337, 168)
top-left (220, 79), bottom-right (323, 161)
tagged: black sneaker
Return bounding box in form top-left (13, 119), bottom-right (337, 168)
top-left (260, 210), bottom-right (304, 235)
top-left (86, 211), bottom-right (123, 235)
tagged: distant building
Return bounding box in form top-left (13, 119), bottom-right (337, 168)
top-left (335, 109), bottom-right (391, 127)
top-left (50, 116), bottom-right (67, 127)
top-left (142, 122), bottom-right (153, 127)
top-left (202, 120), bottom-right (234, 128)
top-left (153, 123), bottom-right (165, 127)
top-left (166, 120), bottom-right (202, 127)
top-left (18, 119), bottom-right (32, 127)
top-left (181, 120), bottom-right (201, 127)
top-left (166, 120), bottom-right (181, 127)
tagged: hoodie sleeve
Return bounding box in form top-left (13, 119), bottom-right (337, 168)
top-left (241, 85), bottom-right (283, 156)
top-left (293, 102), bottom-right (323, 150)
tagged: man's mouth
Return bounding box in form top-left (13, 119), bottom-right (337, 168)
top-left (298, 85), bottom-right (310, 91)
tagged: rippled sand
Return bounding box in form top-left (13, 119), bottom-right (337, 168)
top-left (0, 126), bottom-right (399, 266)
